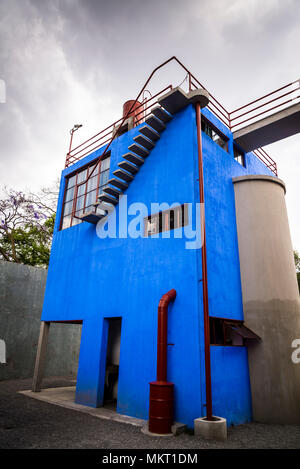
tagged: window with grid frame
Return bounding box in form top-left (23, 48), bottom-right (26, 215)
top-left (60, 154), bottom-right (110, 230)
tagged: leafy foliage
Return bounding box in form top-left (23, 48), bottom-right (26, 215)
top-left (294, 250), bottom-right (300, 272)
top-left (0, 184), bottom-right (58, 267)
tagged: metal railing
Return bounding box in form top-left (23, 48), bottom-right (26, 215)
top-left (229, 79), bottom-right (300, 132)
top-left (64, 56), bottom-right (296, 180)
top-left (253, 148), bottom-right (278, 176)
top-left (66, 85), bottom-right (173, 167)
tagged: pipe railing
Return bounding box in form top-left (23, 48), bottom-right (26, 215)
top-left (65, 57), bottom-right (294, 184)
top-left (65, 56), bottom-right (234, 171)
top-left (66, 86), bottom-right (172, 167)
top-left (253, 148), bottom-right (278, 176)
top-left (229, 79), bottom-right (300, 132)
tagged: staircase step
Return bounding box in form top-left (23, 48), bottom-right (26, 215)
top-left (139, 125), bottom-right (160, 141)
top-left (113, 169), bottom-right (134, 183)
top-left (98, 193), bottom-right (118, 205)
top-left (123, 152), bottom-right (145, 166)
top-left (107, 178), bottom-right (129, 191)
top-left (151, 106), bottom-right (173, 123)
top-left (158, 87), bottom-right (190, 114)
top-left (133, 134), bottom-right (155, 150)
top-left (128, 143), bottom-right (149, 158)
top-left (118, 160), bottom-right (139, 175)
top-left (103, 186), bottom-right (123, 198)
top-left (145, 115), bottom-right (166, 132)
top-left (93, 201), bottom-right (112, 214)
top-left (78, 210), bottom-right (106, 224)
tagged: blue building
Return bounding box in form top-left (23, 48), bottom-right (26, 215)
top-left (33, 63), bottom-right (300, 429)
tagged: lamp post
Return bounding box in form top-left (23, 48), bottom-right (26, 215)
top-left (66, 124), bottom-right (82, 168)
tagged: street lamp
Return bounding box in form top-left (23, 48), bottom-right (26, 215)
top-left (68, 124), bottom-right (83, 155)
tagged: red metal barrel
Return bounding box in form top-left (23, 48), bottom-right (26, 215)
top-left (149, 381), bottom-right (174, 434)
top-left (123, 100), bottom-right (144, 126)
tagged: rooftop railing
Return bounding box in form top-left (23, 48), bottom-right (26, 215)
top-left (64, 56), bottom-right (295, 178)
top-left (229, 79), bottom-right (300, 132)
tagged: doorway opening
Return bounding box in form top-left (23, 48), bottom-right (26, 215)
top-left (104, 317), bottom-right (122, 410)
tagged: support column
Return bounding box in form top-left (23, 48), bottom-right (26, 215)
top-left (32, 321), bottom-right (50, 392)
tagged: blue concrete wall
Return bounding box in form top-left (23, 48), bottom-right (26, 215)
top-left (210, 346), bottom-right (252, 425)
top-left (42, 102), bottom-right (274, 428)
top-left (43, 106), bottom-right (202, 427)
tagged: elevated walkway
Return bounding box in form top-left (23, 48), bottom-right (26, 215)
top-left (233, 103), bottom-right (300, 152)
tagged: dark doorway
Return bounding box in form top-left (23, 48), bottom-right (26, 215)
top-left (104, 318), bottom-right (122, 409)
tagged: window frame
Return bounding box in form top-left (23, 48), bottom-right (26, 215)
top-left (201, 116), bottom-right (229, 153)
top-left (210, 317), bottom-right (244, 347)
top-left (144, 204), bottom-right (189, 237)
top-left (233, 144), bottom-right (246, 167)
top-left (59, 153), bottom-right (111, 231)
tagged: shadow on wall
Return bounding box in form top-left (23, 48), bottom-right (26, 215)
top-left (0, 260), bottom-right (81, 381)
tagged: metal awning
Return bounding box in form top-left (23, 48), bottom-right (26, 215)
top-left (225, 322), bottom-right (261, 341)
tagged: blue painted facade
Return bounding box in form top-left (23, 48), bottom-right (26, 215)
top-left (42, 103), bottom-right (273, 428)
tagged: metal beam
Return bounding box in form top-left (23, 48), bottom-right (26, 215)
top-left (233, 103), bottom-right (300, 152)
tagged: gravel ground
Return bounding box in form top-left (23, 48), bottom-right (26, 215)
top-left (0, 376), bottom-right (299, 449)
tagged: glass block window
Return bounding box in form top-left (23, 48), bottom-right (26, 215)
top-left (60, 155), bottom-right (110, 230)
top-left (201, 117), bottom-right (228, 152)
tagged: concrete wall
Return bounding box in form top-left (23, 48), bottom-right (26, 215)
top-left (0, 260), bottom-right (81, 381)
top-left (233, 176), bottom-right (300, 423)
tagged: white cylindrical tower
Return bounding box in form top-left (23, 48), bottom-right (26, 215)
top-left (233, 175), bottom-right (300, 424)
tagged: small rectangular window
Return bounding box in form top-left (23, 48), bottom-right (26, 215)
top-left (60, 154), bottom-right (110, 230)
top-left (233, 145), bottom-right (245, 167)
top-left (144, 204), bottom-right (188, 236)
top-left (201, 118), bottom-right (228, 152)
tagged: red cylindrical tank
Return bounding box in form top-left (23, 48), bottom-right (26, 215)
top-left (123, 100), bottom-right (144, 126)
top-left (149, 381), bottom-right (174, 434)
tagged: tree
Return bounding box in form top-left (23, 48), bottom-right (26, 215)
top-left (0, 183), bottom-right (58, 267)
top-left (294, 250), bottom-right (300, 293)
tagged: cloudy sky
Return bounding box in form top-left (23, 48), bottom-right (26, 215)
top-left (0, 0), bottom-right (299, 248)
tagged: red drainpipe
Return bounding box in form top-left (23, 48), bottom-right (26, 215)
top-left (149, 289), bottom-right (176, 434)
top-left (195, 101), bottom-right (213, 421)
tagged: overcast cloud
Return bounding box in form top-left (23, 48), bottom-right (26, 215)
top-left (0, 0), bottom-right (299, 247)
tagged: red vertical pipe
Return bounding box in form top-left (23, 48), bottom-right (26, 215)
top-left (149, 289), bottom-right (176, 434)
top-left (156, 289), bottom-right (177, 382)
top-left (195, 102), bottom-right (213, 421)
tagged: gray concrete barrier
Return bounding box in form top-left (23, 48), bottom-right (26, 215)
top-left (0, 260), bottom-right (81, 381)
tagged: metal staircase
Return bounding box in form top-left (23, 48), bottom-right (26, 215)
top-left (78, 87), bottom-right (209, 225)
top-left (80, 105), bottom-right (173, 224)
